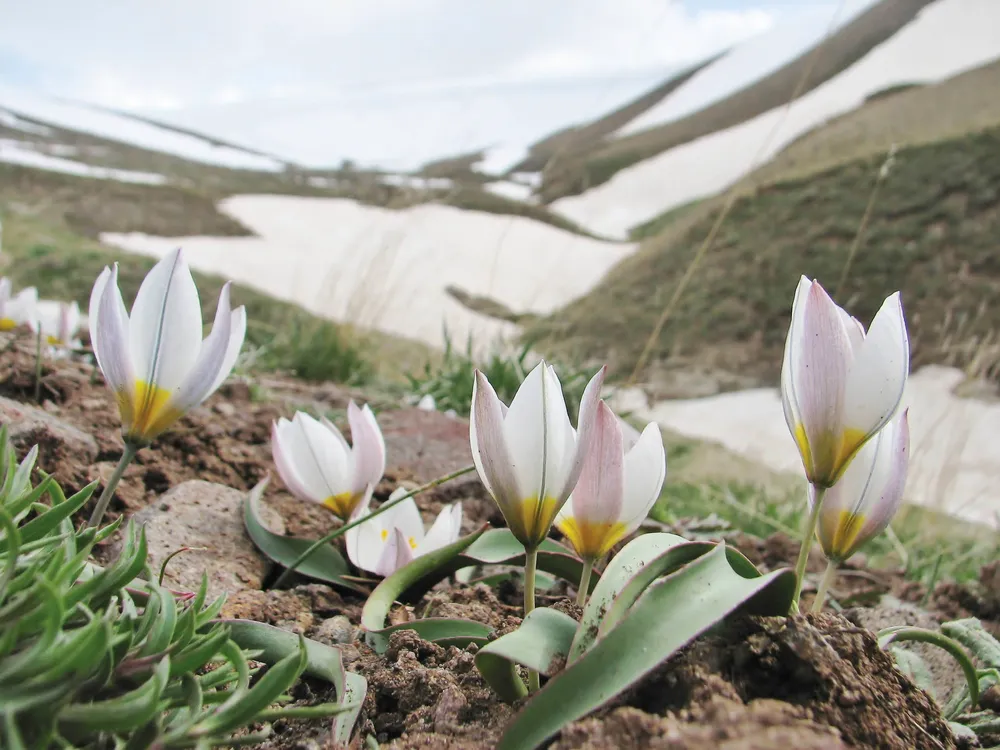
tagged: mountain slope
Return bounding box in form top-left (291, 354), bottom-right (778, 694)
top-left (525, 126), bottom-right (1000, 385)
top-left (534, 0), bottom-right (936, 204)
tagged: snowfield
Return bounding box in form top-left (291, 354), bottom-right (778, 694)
top-left (101, 195), bottom-right (633, 350)
top-left (0, 139), bottom-right (166, 184)
top-left (0, 87), bottom-right (286, 172)
top-left (552, 0), bottom-right (1000, 239)
top-left (616, 0), bottom-right (881, 136)
top-left (612, 365), bottom-right (1000, 528)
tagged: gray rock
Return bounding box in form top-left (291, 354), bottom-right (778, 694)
top-left (0, 395), bottom-right (98, 464)
top-left (125, 480), bottom-right (285, 601)
top-left (312, 614), bottom-right (358, 645)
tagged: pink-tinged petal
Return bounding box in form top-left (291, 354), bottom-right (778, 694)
top-left (470, 370), bottom-right (521, 507)
top-left (129, 248), bottom-right (202, 392)
top-left (569, 401), bottom-right (624, 526)
top-left (557, 365), bottom-right (607, 501)
top-left (817, 411), bottom-right (909, 562)
top-left (169, 282), bottom-right (234, 412)
top-left (794, 282), bottom-right (854, 481)
top-left (382, 493), bottom-right (424, 546)
top-left (842, 292), bottom-right (909, 441)
top-left (348, 402), bottom-right (386, 498)
top-left (780, 276), bottom-right (813, 438)
top-left (537, 364), bottom-right (578, 502)
top-left (619, 422), bottom-right (667, 533)
top-left (271, 420), bottom-right (315, 502)
top-left (276, 414), bottom-right (345, 501)
top-left (838, 309), bottom-right (866, 352)
top-left (206, 304), bottom-right (247, 396)
top-left (94, 265), bottom-right (135, 395)
top-left (374, 528), bottom-right (414, 577)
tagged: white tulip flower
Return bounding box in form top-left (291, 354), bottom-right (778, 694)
top-left (345, 487), bottom-right (463, 576)
top-left (470, 361), bottom-right (605, 550)
top-left (781, 276), bottom-right (908, 488)
top-left (88, 249), bottom-right (246, 446)
top-left (0, 279), bottom-right (38, 331)
top-left (272, 403), bottom-right (386, 521)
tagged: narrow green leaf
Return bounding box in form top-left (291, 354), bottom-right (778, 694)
top-left (58, 657), bottom-right (170, 733)
top-left (139, 585), bottom-right (178, 658)
top-left (367, 619), bottom-right (493, 650)
top-left (496, 544), bottom-right (795, 750)
top-left (476, 608), bottom-right (578, 702)
top-left (7, 482), bottom-right (96, 550)
top-left (170, 626), bottom-right (232, 679)
top-left (191, 636), bottom-right (306, 736)
top-left (243, 478), bottom-right (366, 593)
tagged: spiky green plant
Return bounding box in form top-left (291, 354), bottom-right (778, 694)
top-left (0, 426), bottom-right (347, 748)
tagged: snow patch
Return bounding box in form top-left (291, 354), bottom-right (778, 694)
top-left (101, 195), bottom-right (633, 351)
top-left (0, 140), bottom-right (166, 184)
top-left (553, 0), bottom-right (1000, 239)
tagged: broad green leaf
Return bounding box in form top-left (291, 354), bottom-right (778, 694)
top-left (889, 646), bottom-right (936, 701)
top-left (361, 525), bottom-right (489, 654)
top-left (476, 608), bottom-right (578, 702)
top-left (366, 618), bottom-right (494, 650)
top-left (242, 478), bottom-right (367, 593)
top-left (570, 532), bottom-right (690, 662)
top-left (222, 619), bottom-right (365, 744)
top-left (496, 544), bottom-right (795, 750)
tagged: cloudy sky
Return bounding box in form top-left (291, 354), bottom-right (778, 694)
top-left (0, 1), bottom-right (859, 167)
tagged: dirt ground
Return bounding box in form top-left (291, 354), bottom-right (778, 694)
top-left (2, 329), bottom-right (999, 749)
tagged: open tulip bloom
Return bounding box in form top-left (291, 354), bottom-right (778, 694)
top-left (780, 276), bottom-right (908, 608)
top-left (0, 278), bottom-right (38, 331)
top-left (345, 487), bottom-right (463, 577)
top-left (85, 249), bottom-right (246, 528)
top-left (555, 401), bottom-right (666, 604)
top-left (272, 404), bottom-right (386, 521)
top-left (811, 410), bottom-right (909, 611)
top-left (31, 300), bottom-right (81, 351)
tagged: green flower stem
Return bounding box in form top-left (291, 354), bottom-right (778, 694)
top-left (524, 546), bottom-right (540, 693)
top-left (271, 464), bottom-right (476, 589)
top-left (811, 558), bottom-right (838, 613)
top-left (877, 626), bottom-right (980, 709)
top-left (33, 325), bottom-right (43, 403)
top-left (790, 485), bottom-right (826, 614)
top-left (576, 558), bottom-right (594, 608)
top-left (87, 443), bottom-right (139, 528)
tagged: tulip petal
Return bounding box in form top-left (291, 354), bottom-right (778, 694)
top-left (279, 413), bottom-right (350, 504)
top-left (793, 282), bottom-right (854, 480)
top-left (94, 266), bottom-right (135, 397)
top-left (418, 502), bottom-right (463, 555)
top-left (556, 365), bottom-right (607, 501)
top-left (129, 248), bottom-right (203, 393)
top-left (375, 528), bottom-right (414, 577)
top-left (470, 370), bottom-right (521, 505)
top-left (345, 511), bottom-right (384, 574)
top-left (842, 292), bottom-right (909, 444)
top-left (168, 282), bottom-right (234, 412)
top-left (780, 276), bottom-right (812, 439)
top-left (206, 305), bottom-right (247, 396)
top-left (382, 494), bottom-right (425, 549)
top-left (271, 420), bottom-right (315, 502)
top-left (620, 422), bottom-right (667, 532)
top-left (348, 402), bottom-right (386, 498)
top-left (502, 362), bottom-right (548, 502)
top-left (296, 412), bottom-right (353, 504)
top-left (570, 401), bottom-right (625, 527)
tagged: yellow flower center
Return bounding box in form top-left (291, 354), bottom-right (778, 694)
top-left (46, 335), bottom-right (63, 346)
top-left (556, 516), bottom-right (627, 561)
top-left (515, 495), bottom-right (561, 548)
top-left (0, 318), bottom-right (17, 331)
top-left (378, 527), bottom-right (418, 549)
top-left (118, 380), bottom-right (183, 445)
top-left (826, 509), bottom-right (866, 561)
top-left (322, 491), bottom-right (359, 520)
top-left (795, 424), bottom-right (869, 487)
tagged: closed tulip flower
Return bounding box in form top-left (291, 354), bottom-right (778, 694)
top-left (272, 403), bottom-right (386, 521)
top-left (31, 300), bottom-right (81, 350)
top-left (555, 401), bottom-right (666, 603)
top-left (345, 487), bottom-right (463, 577)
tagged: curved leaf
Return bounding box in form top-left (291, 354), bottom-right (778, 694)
top-left (362, 525), bottom-right (490, 653)
top-left (243, 478), bottom-right (367, 594)
top-left (570, 532), bottom-right (689, 662)
top-left (475, 608), bottom-right (578, 702)
top-left (496, 543), bottom-right (796, 750)
top-left (222, 618), bottom-right (366, 744)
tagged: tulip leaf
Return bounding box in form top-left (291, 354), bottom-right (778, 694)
top-left (242, 478), bottom-right (368, 594)
top-left (495, 543), bottom-right (796, 750)
top-left (475, 607), bottom-right (579, 702)
top-left (222, 618), bottom-right (366, 744)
